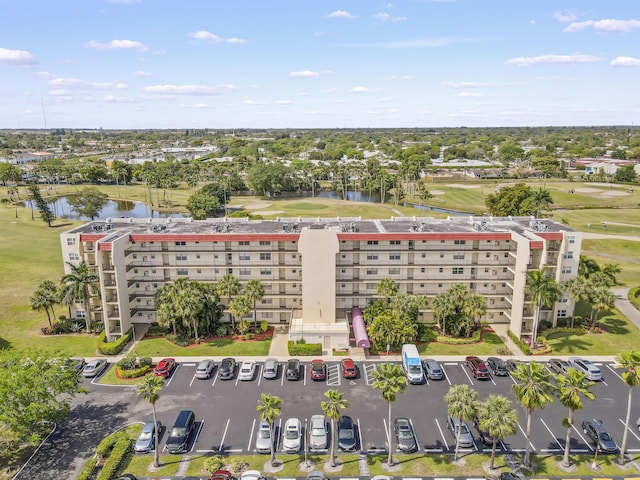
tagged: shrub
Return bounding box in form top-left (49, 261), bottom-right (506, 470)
top-left (117, 351), bottom-right (137, 370)
top-left (496, 346), bottom-right (512, 356)
top-left (259, 320), bottom-right (269, 333)
top-left (96, 431), bottom-right (127, 459)
top-left (147, 322), bottom-right (170, 335)
top-left (237, 320), bottom-right (251, 335)
top-left (139, 356), bottom-right (152, 367)
top-left (166, 334), bottom-right (189, 347)
top-left (288, 340), bottom-right (322, 355)
top-left (216, 325), bottom-right (228, 337)
top-left (96, 328), bottom-right (133, 355)
top-left (203, 455), bottom-right (224, 473)
top-left (116, 365), bottom-right (151, 378)
top-left (96, 436), bottom-right (132, 480)
top-left (629, 286), bottom-right (640, 310)
top-left (93, 321), bottom-right (105, 333)
top-left (76, 457), bottom-right (98, 480)
top-left (41, 327), bottom-right (52, 335)
top-left (227, 456), bottom-right (248, 475)
top-left (436, 328), bottom-right (482, 344)
top-left (507, 329), bottom-right (531, 355)
top-left (417, 323), bottom-right (438, 343)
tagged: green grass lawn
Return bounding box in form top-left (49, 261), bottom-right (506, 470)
top-left (580, 238), bottom-right (640, 287)
top-left (417, 330), bottom-right (506, 356)
top-left (135, 335), bottom-right (272, 357)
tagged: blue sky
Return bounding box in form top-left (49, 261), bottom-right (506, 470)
top-left (1, 0), bottom-right (639, 129)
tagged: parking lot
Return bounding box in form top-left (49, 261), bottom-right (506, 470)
top-left (111, 358), bottom-right (640, 458)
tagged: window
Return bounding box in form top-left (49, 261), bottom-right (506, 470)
top-left (453, 267), bottom-right (464, 275)
top-left (240, 268), bottom-right (251, 275)
top-left (366, 268), bottom-right (378, 275)
top-left (485, 267), bottom-right (489, 273)
top-left (557, 309), bottom-right (567, 318)
top-left (560, 297), bottom-right (569, 303)
top-left (366, 283), bottom-right (377, 290)
top-left (176, 254), bottom-right (187, 261)
top-left (196, 254), bottom-right (200, 259)
top-left (341, 268), bottom-right (346, 273)
top-left (152, 268), bottom-right (156, 273)
top-left (453, 253), bottom-right (465, 260)
top-left (367, 253), bottom-right (378, 260)
top-left (439, 267), bottom-right (443, 273)
top-left (341, 283), bottom-right (346, 288)
top-left (504, 252), bottom-right (509, 258)
top-left (420, 283), bottom-right (425, 288)
top-left (502, 267), bottom-right (507, 273)
top-left (501, 282), bottom-right (506, 287)
top-left (562, 266), bottom-right (572, 274)
top-left (420, 267), bottom-right (425, 273)
top-left (259, 240), bottom-right (271, 246)
top-left (454, 240), bottom-right (466, 245)
top-left (239, 253), bottom-right (250, 261)
top-left (421, 253), bottom-right (426, 258)
top-left (367, 240), bottom-right (379, 245)
top-left (486, 252), bottom-right (490, 258)
top-left (260, 268), bottom-right (272, 275)
top-left (260, 253), bottom-right (272, 261)
top-left (389, 268), bottom-right (400, 275)
top-left (75, 310), bottom-right (86, 319)
top-left (262, 312), bottom-right (273, 319)
top-left (175, 241), bottom-right (186, 246)
top-left (261, 298), bottom-right (272, 304)
top-left (239, 241), bottom-right (250, 246)
top-left (197, 268), bottom-right (202, 274)
top-left (67, 238), bottom-right (76, 245)
top-left (564, 251), bottom-right (574, 259)
top-left (292, 253), bottom-right (297, 258)
top-left (438, 283), bottom-right (443, 288)
top-left (177, 268), bottom-right (189, 276)
top-left (439, 252), bottom-right (445, 258)
top-left (390, 240), bottom-right (401, 245)
top-left (389, 253), bottom-right (400, 260)
top-left (568, 236), bottom-right (576, 244)
top-left (68, 252), bottom-right (79, 261)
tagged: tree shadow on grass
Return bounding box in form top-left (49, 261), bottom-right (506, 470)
top-left (545, 332), bottom-right (592, 354)
top-left (0, 336), bottom-right (12, 350)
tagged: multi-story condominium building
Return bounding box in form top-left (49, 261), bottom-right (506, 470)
top-left (60, 215), bottom-right (581, 350)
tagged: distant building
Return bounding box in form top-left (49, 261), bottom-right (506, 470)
top-left (61, 215), bottom-right (580, 348)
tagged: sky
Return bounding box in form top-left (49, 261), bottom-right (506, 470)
top-left (1, 0), bottom-right (639, 129)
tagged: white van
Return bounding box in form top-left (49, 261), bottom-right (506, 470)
top-left (401, 344), bottom-right (424, 384)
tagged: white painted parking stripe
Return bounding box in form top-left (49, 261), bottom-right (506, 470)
top-left (444, 362), bottom-right (457, 365)
top-left (211, 368), bottom-right (219, 387)
top-left (572, 449), bottom-right (589, 453)
top-left (605, 364), bottom-right (623, 381)
top-left (619, 418), bottom-right (640, 442)
top-left (303, 364), bottom-right (307, 386)
top-left (571, 423), bottom-right (594, 452)
top-left (517, 423), bottom-right (536, 451)
top-left (435, 418), bottom-right (448, 451)
top-left (540, 418), bottom-right (563, 450)
top-left (226, 448), bottom-right (242, 452)
top-left (425, 447), bottom-right (444, 453)
top-left (440, 365), bottom-right (452, 386)
top-left (274, 418), bottom-right (282, 452)
top-left (460, 363), bottom-right (474, 385)
top-left (165, 364), bottom-right (179, 387)
top-left (382, 418), bottom-right (389, 449)
top-left (219, 418), bottom-right (229, 452)
top-left (247, 418), bottom-right (256, 452)
top-left (540, 448), bottom-right (561, 453)
top-left (434, 477), bottom-right (454, 480)
top-left (189, 373), bottom-right (196, 387)
top-left (357, 417), bottom-right (363, 451)
top-left (196, 449), bottom-right (217, 453)
top-left (409, 418), bottom-right (421, 451)
top-left (190, 419), bottom-right (204, 452)
top-left (628, 448), bottom-right (640, 452)
top-left (182, 363), bottom-right (196, 366)
top-left (257, 364), bottom-right (262, 387)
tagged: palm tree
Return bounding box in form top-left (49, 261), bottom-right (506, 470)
top-left (615, 351), bottom-right (640, 465)
top-left (578, 256), bottom-right (600, 278)
top-left (30, 280), bottom-right (59, 328)
top-left (174, 280), bottom-right (203, 342)
top-left (155, 281), bottom-right (180, 336)
top-left (244, 279), bottom-right (265, 329)
top-left (371, 363), bottom-right (408, 466)
top-left (589, 285), bottom-right (615, 326)
top-left (256, 393), bottom-right (282, 467)
top-left (444, 384), bottom-right (479, 461)
top-left (525, 269), bottom-right (561, 346)
top-left (321, 389), bottom-right (350, 467)
top-left (136, 375), bottom-right (164, 468)
top-left (564, 276), bottom-right (589, 328)
top-left (556, 368), bottom-right (595, 467)
top-left (376, 277), bottom-right (398, 305)
top-left (432, 290), bottom-right (456, 336)
top-left (463, 292), bottom-right (487, 333)
top-left (477, 394), bottom-right (519, 469)
top-left (228, 295), bottom-right (251, 333)
top-left (531, 188), bottom-right (554, 217)
top-left (601, 263), bottom-right (621, 286)
top-left (59, 261), bottom-right (100, 333)
top-left (216, 273), bottom-right (241, 328)
top-left (511, 362), bottom-right (555, 468)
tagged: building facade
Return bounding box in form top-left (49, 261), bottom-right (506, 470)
top-left (60, 215), bottom-right (581, 350)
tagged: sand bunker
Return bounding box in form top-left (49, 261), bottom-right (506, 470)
top-left (601, 191), bottom-right (629, 197)
top-left (446, 184), bottom-right (481, 189)
top-left (430, 190), bottom-right (445, 195)
top-left (244, 202), bottom-right (272, 210)
top-left (254, 210), bottom-right (285, 215)
top-left (574, 188), bottom-right (602, 193)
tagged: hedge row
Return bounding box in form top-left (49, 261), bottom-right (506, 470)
top-left (436, 328), bottom-right (482, 345)
top-left (96, 328), bottom-right (133, 355)
top-left (116, 365), bottom-right (151, 378)
top-left (507, 329), bottom-right (531, 355)
top-left (288, 341), bottom-right (322, 356)
top-left (96, 436), bottom-right (132, 480)
top-left (628, 286), bottom-right (640, 310)
top-left (538, 327), bottom-right (584, 338)
top-left (76, 457), bottom-right (98, 480)
top-left (95, 431), bottom-right (127, 459)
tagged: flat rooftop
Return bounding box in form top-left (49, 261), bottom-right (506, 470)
top-left (65, 215), bottom-right (575, 237)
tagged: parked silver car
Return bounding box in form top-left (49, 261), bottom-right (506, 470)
top-left (255, 420), bottom-right (272, 453)
top-left (422, 359), bottom-right (444, 380)
top-left (134, 420), bottom-right (161, 453)
top-left (569, 357), bottom-right (602, 381)
top-left (195, 359), bottom-right (215, 379)
top-left (82, 358), bottom-right (108, 378)
top-left (282, 417), bottom-right (302, 453)
top-left (309, 414), bottom-right (328, 450)
top-left (446, 416), bottom-right (474, 448)
top-left (262, 358), bottom-right (279, 380)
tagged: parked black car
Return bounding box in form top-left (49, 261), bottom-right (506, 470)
top-left (394, 417), bottom-right (418, 452)
top-left (582, 419), bottom-right (618, 453)
top-left (166, 410), bottom-right (195, 454)
top-left (218, 357), bottom-right (236, 380)
top-left (486, 357), bottom-right (509, 376)
top-left (286, 359), bottom-right (301, 381)
top-left (337, 415), bottom-right (357, 451)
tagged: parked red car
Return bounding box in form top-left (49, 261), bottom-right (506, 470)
top-left (153, 358), bottom-right (176, 378)
top-left (310, 359), bottom-right (326, 381)
top-left (341, 358), bottom-right (357, 379)
top-left (465, 356), bottom-right (490, 380)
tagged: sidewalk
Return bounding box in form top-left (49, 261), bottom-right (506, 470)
top-left (612, 287), bottom-right (640, 330)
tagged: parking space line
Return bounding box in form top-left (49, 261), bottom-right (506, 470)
top-left (409, 418), bottom-right (421, 451)
top-left (440, 365), bottom-right (452, 386)
top-left (460, 364), bottom-right (474, 385)
top-left (280, 369), bottom-right (285, 386)
top-left (508, 373), bottom-right (518, 385)
top-left (234, 372), bottom-right (240, 386)
top-left (219, 418), bottom-right (230, 452)
top-left (364, 363), bottom-right (377, 386)
top-left (247, 418), bottom-right (256, 452)
top-left (357, 417), bottom-right (363, 452)
top-left (489, 375), bottom-right (496, 386)
top-left (303, 364), bottom-right (307, 386)
top-left (189, 373), bottom-right (196, 387)
top-left (275, 418), bottom-right (282, 452)
top-left (619, 418), bottom-right (640, 442)
top-left (539, 418), bottom-right (563, 450)
top-left (256, 364), bottom-right (262, 386)
top-left (211, 368), bottom-right (219, 387)
top-left (571, 423), bottom-right (594, 452)
top-left (605, 364), bottom-right (623, 381)
top-left (326, 364), bottom-right (341, 386)
top-left (517, 423), bottom-right (536, 452)
top-left (435, 418), bottom-right (449, 451)
top-left (601, 378), bottom-right (609, 387)
top-left (190, 419), bottom-right (204, 452)
top-left (165, 364), bottom-right (179, 387)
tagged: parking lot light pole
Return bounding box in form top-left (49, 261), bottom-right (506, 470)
top-left (303, 417), bottom-right (309, 468)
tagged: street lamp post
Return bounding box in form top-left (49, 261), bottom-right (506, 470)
top-left (303, 417), bottom-right (309, 468)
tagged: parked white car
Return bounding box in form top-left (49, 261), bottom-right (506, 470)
top-left (282, 417), bottom-right (302, 453)
top-left (238, 360), bottom-right (256, 381)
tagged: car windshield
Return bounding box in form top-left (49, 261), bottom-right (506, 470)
top-left (456, 424), bottom-right (469, 435)
top-left (285, 429), bottom-right (298, 439)
top-left (408, 365), bottom-right (421, 374)
top-left (139, 431), bottom-right (152, 440)
top-left (339, 428), bottom-right (354, 440)
top-left (312, 427), bottom-right (325, 436)
top-left (170, 427), bottom-right (186, 438)
top-left (258, 428), bottom-right (270, 439)
top-left (398, 429), bottom-right (412, 439)
top-left (241, 366), bottom-right (251, 372)
top-left (600, 432), bottom-right (612, 441)
top-left (313, 363), bottom-right (323, 371)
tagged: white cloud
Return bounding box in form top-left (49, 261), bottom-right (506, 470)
top-left (86, 39), bottom-right (148, 52)
top-left (0, 47), bottom-right (37, 66)
top-left (37, 71), bottom-right (55, 79)
top-left (327, 10), bottom-right (357, 19)
top-left (289, 70), bottom-right (319, 79)
top-left (442, 81), bottom-right (519, 89)
top-left (529, 20), bottom-right (536, 26)
top-left (457, 92), bottom-right (484, 97)
top-left (241, 98), bottom-right (265, 105)
top-left (553, 10), bottom-right (577, 23)
top-left (564, 19), bottom-right (640, 33)
top-left (143, 84), bottom-right (238, 95)
top-left (323, 87), bottom-right (338, 94)
top-left (103, 95), bottom-right (140, 103)
top-left (188, 31), bottom-right (248, 44)
top-left (351, 86), bottom-right (376, 93)
top-left (50, 77), bottom-right (128, 90)
top-left (179, 103), bottom-right (212, 109)
top-left (391, 74), bottom-right (413, 80)
top-left (505, 54), bottom-right (603, 66)
top-left (610, 56), bottom-right (640, 67)
top-left (133, 70), bottom-right (152, 77)
top-left (373, 12), bottom-right (408, 23)
top-left (49, 89), bottom-right (70, 96)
